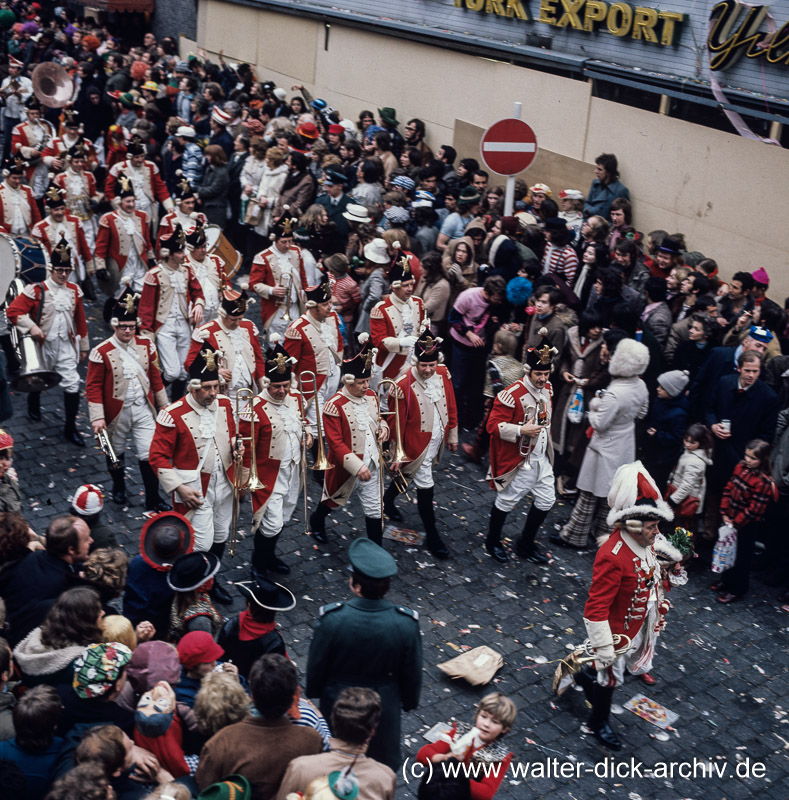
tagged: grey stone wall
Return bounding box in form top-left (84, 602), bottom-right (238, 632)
top-left (153, 0), bottom-right (197, 43)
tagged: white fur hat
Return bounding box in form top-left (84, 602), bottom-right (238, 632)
top-left (608, 337), bottom-right (650, 379)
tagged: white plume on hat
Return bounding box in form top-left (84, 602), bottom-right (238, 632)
top-left (606, 460), bottom-right (673, 528)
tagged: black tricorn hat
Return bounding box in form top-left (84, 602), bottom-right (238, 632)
top-left (524, 326), bottom-right (558, 372)
top-left (342, 333), bottom-right (374, 381)
top-left (237, 575), bottom-right (296, 611)
top-left (167, 551), bottom-right (220, 592)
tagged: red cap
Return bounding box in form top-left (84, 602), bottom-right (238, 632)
top-left (176, 631), bottom-right (224, 669)
top-left (328, 123), bottom-right (345, 135)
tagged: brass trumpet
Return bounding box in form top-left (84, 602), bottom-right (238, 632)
top-left (518, 399), bottom-right (547, 469)
top-left (229, 388), bottom-right (266, 556)
top-left (376, 379), bottom-right (408, 526)
top-left (552, 634), bottom-right (632, 696)
top-left (95, 428), bottom-right (120, 469)
top-left (278, 272), bottom-right (293, 322)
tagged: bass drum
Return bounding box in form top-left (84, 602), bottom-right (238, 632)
top-left (204, 224), bottom-right (242, 278)
top-left (14, 235), bottom-right (49, 285)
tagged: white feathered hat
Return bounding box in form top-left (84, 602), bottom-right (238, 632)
top-left (606, 460), bottom-right (673, 528)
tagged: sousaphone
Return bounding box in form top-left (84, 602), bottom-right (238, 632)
top-left (32, 63), bottom-right (73, 108)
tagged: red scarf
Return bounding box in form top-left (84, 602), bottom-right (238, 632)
top-left (238, 610), bottom-right (277, 642)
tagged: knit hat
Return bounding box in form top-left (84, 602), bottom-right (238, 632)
top-left (500, 216), bottom-right (519, 235)
top-left (607, 461), bottom-right (673, 527)
top-left (211, 106), bottom-right (232, 126)
top-left (458, 186), bottom-right (481, 206)
top-left (72, 642), bottom-right (133, 699)
top-left (748, 325), bottom-right (773, 344)
top-left (197, 775), bottom-right (251, 800)
top-left (657, 369), bottom-right (689, 398)
top-left (71, 484), bottom-right (104, 516)
top-left (327, 123), bottom-right (345, 135)
top-left (176, 631), bottom-right (224, 669)
top-left (751, 267), bottom-right (770, 286)
top-left (0, 429), bottom-right (13, 450)
top-left (383, 206), bottom-right (410, 225)
top-left (390, 175), bottom-right (415, 194)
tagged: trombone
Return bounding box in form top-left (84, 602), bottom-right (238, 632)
top-left (96, 428), bottom-right (120, 469)
top-left (298, 371), bottom-right (333, 534)
top-left (279, 272), bottom-right (293, 322)
top-left (376, 378), bottom-right (408, 529)
top-left (229, 388), bottom-right (266, 556)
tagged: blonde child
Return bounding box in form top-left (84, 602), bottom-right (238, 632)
top-left (416, 692), bottom-right (517, 800)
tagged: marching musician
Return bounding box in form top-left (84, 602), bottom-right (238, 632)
top-left (157, 174), bottom-right (208, 255)
top-left (6, 236), bottom-right (89, 443)
top-left (11, 96), bottom-right (55, 199)
top-left (148, 342), bottom-right (237, 605)
top-left (0, 154), bottom-right (41, 236)
top-left (283, 281), bottom-right (343, 429)
top-left (382, 330), bottom-right (458, 559)
top-left (484, 328), bottom-right (558, 564)
top-left (94, 173), bottom-right (156, 296)
top-left (105, 135), bottom-right (174, 230)
top-left (54, 141), bottom-right (102, 253)
top-left (249, 215), bottom-right (307, 344)
top-left (184, 221), bottom-right (223, 325)
top-left (369, 256), bottom-right (426, 390)
top-left (309, 335), bottom-right (390, 546)
top-left (86, 287), bottom-right (171, 512)
top-left (185, 285), bottom-right (265, 406)
top-left (33, 179), bottom-right (95, 285)
top-left (42, 109), bottom-right (97, 173)
top-left (1, 57), bottom-right (32, 162)
top-left (240, 335), bottom-right (312, 577)
top-left (573, 462), bottom-right (676, 751)
top-left (138, 223), bottom-right (205, 401)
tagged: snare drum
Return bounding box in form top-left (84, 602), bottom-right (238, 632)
top-left (204, 224), bottom-right (242, 278)
top-left (14, 235), bottom-right (49, 285)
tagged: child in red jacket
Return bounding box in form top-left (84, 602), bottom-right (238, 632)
top-left (416, 692), bottom-right (516, 800)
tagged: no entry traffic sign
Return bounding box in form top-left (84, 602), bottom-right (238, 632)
top-left (480, 117), bottom-right (538, 176)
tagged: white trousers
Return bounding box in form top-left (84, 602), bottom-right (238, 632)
top-left (188, 469), bottom-right (234, 551)
top-left (494, 453), bottom-right (556, 513)
top-left (267, 303), bottom-right (300, 345)
top-left (109, 399), bottom-right (155, 460)
top-left (345, 460), bottom-right (382, 518)
top-left (255, 460), bottom-right (301, 537)
top-left (413, 434), bottom-right (443, 490)
top-left (42, 336), bottom-right (80, 393)
top-left (157, 315), bottom-right (191, 382)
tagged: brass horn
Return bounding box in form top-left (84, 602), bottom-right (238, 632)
top-left (32, 63), bottom-right (74, 109)
top-left (298, 371), bottom-right (333, 472)
top-left (552, 634), bottom-right (633, 696)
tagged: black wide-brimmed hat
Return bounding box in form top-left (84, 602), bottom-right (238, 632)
top-left (236, 576), bottom-right (296, 611)
top-left (167, 551), bottom-right (221, 592)
top-left (139, 511), bottom-right (194, 571)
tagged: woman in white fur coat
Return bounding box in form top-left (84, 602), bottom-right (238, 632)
top-left (553, 336), bottom-right (650, 549)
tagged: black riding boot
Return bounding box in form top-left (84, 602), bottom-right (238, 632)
top-left (365, 515), bottom-right (384, 546)
top-left (107, 454), bottom-right (126, 504)
top-left (573, 664), bottom-right (596, 704)
top-left (417, 486), bottom-right (449, 559)
top-left (63, 392), bottom-right (85, 446)
top-left (309, 501), bottom-right (332, 543)
top-left (588, 684), bottom-right (622, 751)
top-left (252, 531), bottom-right (290, 576)
top-left (27, 391), bottom-right (41, 421)
top-left (383, 480), bottom-right (403, 522)
top-left (516, 505), bottom-right (551, 563)
top-left (170, 379), bottom-right (187, 402)
top-left (207, 541), bottom-right (232, 605)
top-left (139, 460), bottom-right (170, 512)
top-left (486, 505), bottom-right (509, 563)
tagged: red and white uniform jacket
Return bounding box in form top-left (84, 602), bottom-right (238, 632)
top-left (185, 319), bottom-right (265, 388)
top-left (0, 181), bottom-right (41, 235)
top-left (388, 365), bottom-right (458, 477)
top-left (584, 529), bottom-right (670, 678)
top-left (321, 387), bottom-right (388, 508)
top-left (6, 278), bottom-right (89, 353)
top-left (283, 312), bottom-right (344, 403)
top-left (149, 393), bottom-right (236, 504)
top-left (249, 244), bottom-right (307, 329)
top-left (138, 263), bottom-right (205, 336)
top-left (94, 209), bottom-right (155, 275)
top-left (42, 134), bottom-right (97, 170)
top-left (486, 377), bottom-right (553, 491)
top-left (11, 118), bottom-right (55, 185)
top-left (157, 210), bottom-right (208, 255)
top-left (86, 335), bottom-right (168, 428)
top-left (240, 390), bottom-right (308, 520)
top-left (54, 168), bottom-right (99, 223)
top-left (370, 294), bottom-right (426, 380)
top-left (33, 213), bottom-right (95, 273)
top-left (105, 159), bottom-right (173, 209)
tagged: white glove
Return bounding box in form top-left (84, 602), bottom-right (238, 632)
top-left (399, 335), bottom-right (417, 349)
top-left (594, 644), bottom-right (616, 670)
top-left (20, 146), bottom-right (37, 159)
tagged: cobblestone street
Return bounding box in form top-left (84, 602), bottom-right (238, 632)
top-left (8, 297), bottom-right (789, 800)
